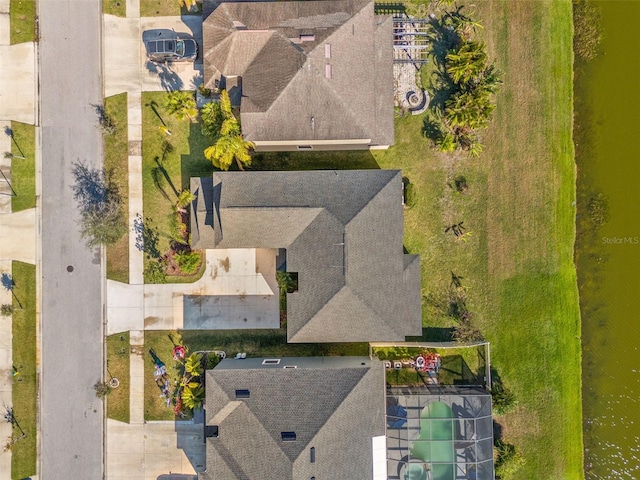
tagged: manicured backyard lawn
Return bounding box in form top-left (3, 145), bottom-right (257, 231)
top-left (370, 1), bottom-right (582, 478)
top-left (9, 0), bottom-right (36, 44)
top-left (11, 261), bottom-right (36, 479)
top-left (105, 93), bottom-right (130, 283)
top-left (106, 333), bottom-right (131, 423)
top-left (10, 121), bottom-right (35, 212)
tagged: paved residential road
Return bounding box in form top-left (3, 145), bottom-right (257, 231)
top-left (38, 0), bottom-right (104, 477)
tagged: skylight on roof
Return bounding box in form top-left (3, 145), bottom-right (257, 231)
top-left (281, 431), bottom-right (297, 441)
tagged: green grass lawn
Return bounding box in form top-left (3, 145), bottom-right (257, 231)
top-left (141, 91), bottom-right (212, 281)
top-left (140, 0), bottom-right (201, 18)
top-left (9, 0), bottom-right (36, 44)
top-left (106, 333), bottom-right (131, 423)
top-left (103, 0), bottom-right (126, 17)
top-left (144, 331), bottom-right (182, 421)
top-left (105, 93), bottom-right (130, 283)
top-left (369, 1), bottom-right (582, 478)
top-left (11, 261), bottom-right (36, 479)
top-left (10, 122), bottom-right (35, 212)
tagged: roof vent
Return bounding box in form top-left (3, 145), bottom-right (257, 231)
top-left (300, 34), bottom-right (315, 42)
top-left (232, 20), bottom-right (247, 30)
top-left (205, 425), bottom-right (219, 438)
top-left (325, 64), bottom-right (332, 79)
top-left (281, 431), bottom-right (297, 441)
top-left (325, 43), bottom-right (331, 58)
top-left (310, 447), bottom-right (316, 463)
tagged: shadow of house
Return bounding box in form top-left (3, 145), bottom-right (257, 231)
top-left (190, 170), bottom-right (422, 343)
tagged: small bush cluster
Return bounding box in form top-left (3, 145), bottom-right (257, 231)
top-left (573, 0), bottom-right (602, 61)
top-left (494, 440), bottom-right (525, 478)
top-left (491, 381), bottom-right (518, 415)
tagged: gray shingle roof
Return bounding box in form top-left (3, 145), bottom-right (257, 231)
top-left (200, 357), bottom-right (385, 480)
top-left (191, 170), bottom-right (422, 343)
top-left (202, 0), bottom-right (394, 147)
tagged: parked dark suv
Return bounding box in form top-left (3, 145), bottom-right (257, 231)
top-left (144, 31), bottom-right (198, 62)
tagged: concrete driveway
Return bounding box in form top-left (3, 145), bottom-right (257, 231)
top-left (104, 14), bottom-right (203, 96)
top-left (106, 248), bottom-right (280, 335)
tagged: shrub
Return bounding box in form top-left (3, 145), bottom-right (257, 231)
top-left (403, 177), bottom-right (416, 207)
top-left (175, 251), bottom-right (201, 275)
top-left (491, 382), bottom-right (518, 415)
top-left (0, 304), bottom-right (13, 316)
top-left (573, 0), bottom-right (602, 61)
top-left (588, 192), bottom-right (608, 229)
top-left (94, 380), bottom-right (112, 398)
top-left (144, 260), bottom-right (167, 284)
top-left (494, 440), bottom-right (525, 479)
top-left (454, 175), bottom-right (468, 193)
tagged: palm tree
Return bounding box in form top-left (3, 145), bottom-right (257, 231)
top-left (204, 134), bottom-right (254, 171)
top-left (200, 101), bottom-right (224, 140)
top-left (181, 383), bottom-right (205, 410)
top-left (176, 189), bottom-right (196, 211)
top-left (164, 91), bottom-right (197, 121)
top-left (446, 41), bottom-right (488, 85)
top-left (184, 353), bottom-right (203, 377)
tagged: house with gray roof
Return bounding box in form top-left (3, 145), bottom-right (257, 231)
top-left (202, 0), bottom-right (394, 151)
top-left (199, 356), bottom-right (387, 480)
top-left (190, 170), bottom-right (422, 343)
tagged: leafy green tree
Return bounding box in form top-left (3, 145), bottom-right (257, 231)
top-left (71, 163), bottom-right (126, 247)
top-left (204, 134), bottom-right (254, 171)
top-left (0, 304), bottom-right (13, 316)
top-left (164, 91), bottom-right (197, 121)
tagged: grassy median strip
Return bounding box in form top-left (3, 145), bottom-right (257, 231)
top-left (105, 93), bottom-right (130, 283)
top-left (10, 122), bottom-right (35, 212)
top-left (11, 261), bottom-right (36, 479)
top-left (103, 0), bottom-right (126, 17)
top-left (106, 333), bottom-right (130, 423)
top-left (368, 1), bottom-right (582, 477)
top-left (9, 0), bottom-right (36, 44)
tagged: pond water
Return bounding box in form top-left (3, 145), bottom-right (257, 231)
top-left (575, 1), bottom-right (640, 478)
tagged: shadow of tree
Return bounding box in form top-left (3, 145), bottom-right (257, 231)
top-left (146, 61), bottom-right (184, 91)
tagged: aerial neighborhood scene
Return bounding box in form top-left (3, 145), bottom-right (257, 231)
top-left (0, 0), bottom-right (637, 478)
